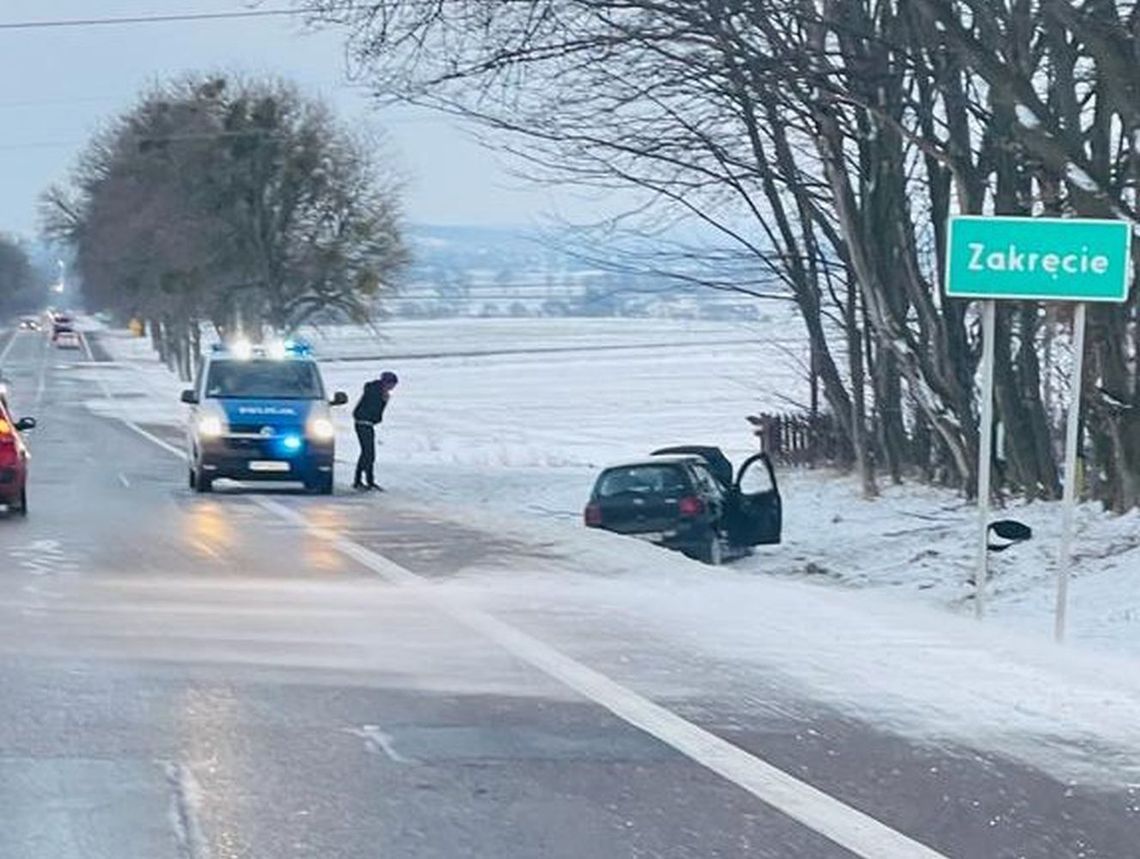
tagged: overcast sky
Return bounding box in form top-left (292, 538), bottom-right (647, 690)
top-left (0, 1), bottom-right (607, 239)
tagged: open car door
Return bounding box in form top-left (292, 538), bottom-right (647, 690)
top-left (650, 445), bottom-right (734, 489)
top-left (727, 453), bottom-right (782, 546)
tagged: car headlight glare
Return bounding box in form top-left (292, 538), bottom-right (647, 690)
top-left (197, 415), bottom-right (225, 437)
top-left (308, 417), bottom-right (336, 442)
top-left (230, 339), bottom-right (253, 361)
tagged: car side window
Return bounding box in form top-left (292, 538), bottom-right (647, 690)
top-left (691, 464), bottom-right (724, 501)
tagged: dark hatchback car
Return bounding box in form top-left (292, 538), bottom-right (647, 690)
top-left (584, 445), bottom-right (781, 564)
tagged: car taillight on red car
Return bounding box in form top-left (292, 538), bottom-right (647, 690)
top-left (678, 496), bottom-right (705, 517)
top-left (584, 502), bottom-right (603, 527)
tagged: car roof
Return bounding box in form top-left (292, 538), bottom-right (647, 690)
top-left (651, 445), bottom-right (734, 485)
top-left (600, 455), bottom-right (701, 470)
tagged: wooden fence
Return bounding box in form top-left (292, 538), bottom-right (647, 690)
top-left (746, 412), bottom-right (846, 467)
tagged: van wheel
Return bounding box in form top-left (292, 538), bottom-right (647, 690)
top-left (188, 468), bottom-right (196, 490)
top-left (14, 488), bottom-right (27, 516)
top-left (307, 474), bottom-right (334, 496)
top-left (194, 466), bottom-right (213, 493)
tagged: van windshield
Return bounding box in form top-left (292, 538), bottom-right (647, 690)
top-left (205, 360), bottom-right (324, 400)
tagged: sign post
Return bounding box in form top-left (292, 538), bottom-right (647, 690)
top-left (1055, 301), bottom-right (1087, 641)
top-left (974, 300), bottom-right (996, 618)
top-left (945, 216), bottom-right (1131, 632)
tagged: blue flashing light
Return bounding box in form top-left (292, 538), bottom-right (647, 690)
top-left (283, 338), bottom-right (313, 357)
top-left (281, 434), bottom-right (303, 453)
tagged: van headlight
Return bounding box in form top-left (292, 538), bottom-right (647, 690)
top-left (197, 415), bottom-right (225, 438)
top-left (307, 417), bottom-right (336, 442)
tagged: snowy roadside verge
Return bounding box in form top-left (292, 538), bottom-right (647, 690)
top-left (84, 323), bottom-right (1140, 659)
top-left (80, 323), bottom-right (1140, 785)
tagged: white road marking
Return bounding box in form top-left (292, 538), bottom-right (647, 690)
top-left (7, 539), bottom-right (79, 577)
top-left (96, 343), bottom-right (949, 859)
top-left (33, 343), bottom-right (48, 408)
top-left (121, 418), bottom-right (186, 458)
top-left (0, 329), bottom-right (22, 363)
top-left (164, 761), bottom-right (211, 859)
top-left (346, 725), bottom-right (417, 765)
top-left (118, 473), bottom-right (131, 488)
top-left (79, 331), bottom-right (102, 376)
top-left (257, 496), bottom-right (946, 858)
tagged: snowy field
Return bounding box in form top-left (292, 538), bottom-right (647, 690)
top-left (83, 316), bottom-right (1140, 660)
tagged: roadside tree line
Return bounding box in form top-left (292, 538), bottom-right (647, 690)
top-left (304, 0), bottom-right (1140, 511)
top-left (44, 75), bottom-right (408, 380)
top-left (0, 235), bottom-right (47, 317)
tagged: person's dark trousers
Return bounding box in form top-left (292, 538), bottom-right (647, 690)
top-left (354, 422), bottom-right (376, 487)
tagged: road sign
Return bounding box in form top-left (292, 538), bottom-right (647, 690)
top-left (946, 215), bottom-right (1131, 302)
top-left (945, 215), bottom-right (1132, 635)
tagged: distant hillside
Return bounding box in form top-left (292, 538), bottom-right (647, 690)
top-left (387, 224), bottom-right (769, 320)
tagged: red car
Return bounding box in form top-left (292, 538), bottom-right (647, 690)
top-left (0, 399), bottom-right (35, 515)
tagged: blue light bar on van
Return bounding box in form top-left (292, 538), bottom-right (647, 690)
top-left (209, 338), bottom-right (313, 359)
top-left (283, 338), bottom-right (312, 357)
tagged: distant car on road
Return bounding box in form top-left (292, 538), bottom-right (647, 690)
top-left (18, 317), bottom-right (40, 331)
top-left (584, 445), bottom-right (782, 565)
top-left (54, 330), bottom-right (81, 350)
top-left (51, 315), bottom-right (74, 341)
top-left (0, 398), bottom-right (35, 516)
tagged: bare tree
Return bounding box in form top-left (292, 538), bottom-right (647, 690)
top-left (307, 0), bottom-right (1140, 507)
top-left (308, 0), bottom-right (887, 493)
top-left (912, 0), bottom-right (1140, 509)
top-left (44, 75), bottom-right (409, 378)
top-left (0, 235), bottom-right (42, 314)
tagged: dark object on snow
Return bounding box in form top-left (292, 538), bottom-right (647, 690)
top-left (583, 446), bottom-right (781, 566)
top-left (987, 519), bottom-right (1033, 552)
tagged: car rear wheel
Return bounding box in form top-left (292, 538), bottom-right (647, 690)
top-left (13, 488), bottom-right (27, 517)
top-left (698, 534), bottom-right (723, 566)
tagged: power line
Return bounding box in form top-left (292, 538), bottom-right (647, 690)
top-left (0, 96), bottom-right (119, 109)
top-left (0, 8), bottom-right (300, 31)
top-left (0, 140), bottom-right (81, 152)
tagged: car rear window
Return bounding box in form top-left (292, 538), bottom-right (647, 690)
top-left (596, 464), bottom-right (691, 498)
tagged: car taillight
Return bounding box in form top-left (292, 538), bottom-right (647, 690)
top-left (584, 502), bottom-right (603, 527)
top-left (678, 496), bottom-right (705, 517)
top-left (0, 434), bottom-right (16, 466)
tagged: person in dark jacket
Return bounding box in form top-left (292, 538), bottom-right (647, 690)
top-left (352, 371), bottom-right (399, 490)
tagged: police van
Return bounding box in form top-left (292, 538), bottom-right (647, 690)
top-left (181, 340), bottom-right (348, 494)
